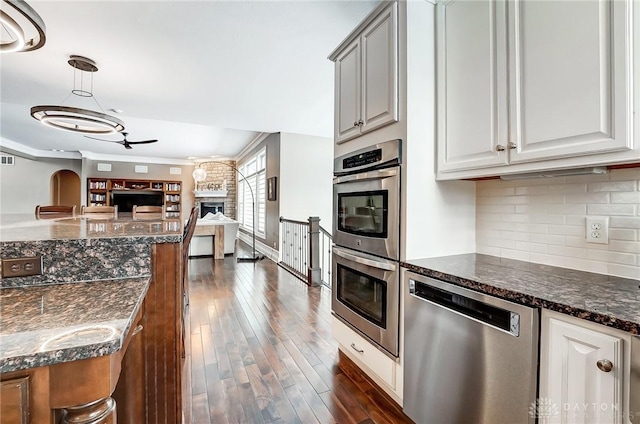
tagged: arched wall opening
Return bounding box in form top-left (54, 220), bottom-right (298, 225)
top-left (50, 169), bottom-right (81, 209)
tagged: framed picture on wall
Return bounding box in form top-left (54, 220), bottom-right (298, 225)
top-left (267, 176), bottom-right (277, 201)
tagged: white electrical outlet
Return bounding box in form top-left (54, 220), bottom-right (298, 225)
top-left (586, 216), bottom-right (609, 244)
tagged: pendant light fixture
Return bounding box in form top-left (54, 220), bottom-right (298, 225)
top-left (30, 55), bottom-right (125, 135)
top-left (1, 0), bottom-right (46, 53)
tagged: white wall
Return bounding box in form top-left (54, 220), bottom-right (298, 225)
top-left (0, 155), bottom-right (82, 214)
top-left (477, 168), bottom-right (640, 279)
top-left (279, 132), bottom-right (333, 229)
top-left (403, 0), bottom-right (475, 260)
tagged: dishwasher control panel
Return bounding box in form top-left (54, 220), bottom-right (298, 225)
top-left (409, 277), bottom-right (522, 337)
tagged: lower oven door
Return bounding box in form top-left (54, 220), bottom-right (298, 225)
top-left (332, 246), bottom-right (399, 357)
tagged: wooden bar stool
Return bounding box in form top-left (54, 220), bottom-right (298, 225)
top-left (81, 205), bottom-right (118, 217)
top-left (35, 205), bottom-right (76, 218)
top-left (132, 205), bottom-right (165, 220)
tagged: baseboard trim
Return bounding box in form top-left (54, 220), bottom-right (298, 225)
top-left (236, 233), bottom-right (279, 262)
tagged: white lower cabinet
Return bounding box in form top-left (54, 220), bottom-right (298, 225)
top-left (540, 310), bottom-right (633, 424)
top-left (332, 317), bottom-right (402, 403)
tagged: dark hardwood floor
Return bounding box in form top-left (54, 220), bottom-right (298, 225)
top-left (182, 243), bottom-right (413, 424)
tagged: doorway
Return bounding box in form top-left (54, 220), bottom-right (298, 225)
top-left (51, 170), bottom-right (81, 209)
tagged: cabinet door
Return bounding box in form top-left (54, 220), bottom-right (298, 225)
top-left (436, 0), bottom-right (509, 173)
top-left (360, 2), bottom-right (398, 135)
top-left (541, 316), bottom-right (622, 424)
top-left (335, 38), bottom-right (362, 144)
top-left (0, 377), bottom-right (29, 424)
top-left (508, 0), bottom-right (633, 164)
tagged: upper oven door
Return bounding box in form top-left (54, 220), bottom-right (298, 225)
top-left (333, 167), bottom-right (399, 260)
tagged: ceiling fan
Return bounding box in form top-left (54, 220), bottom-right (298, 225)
top-left (85, 132), bottom-right (158, 149)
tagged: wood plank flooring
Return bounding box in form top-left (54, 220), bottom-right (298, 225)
top-left (182, 243), bottom-right (413, 424)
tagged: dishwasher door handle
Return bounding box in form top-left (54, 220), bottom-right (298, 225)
top-left (409, 279), bottom-right (521, 337)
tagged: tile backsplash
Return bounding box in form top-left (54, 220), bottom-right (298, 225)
top-left (476, 168), bottom-right (640, 279)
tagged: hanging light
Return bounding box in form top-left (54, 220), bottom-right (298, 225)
top-left (30, 55), bottom-right (125, 134)
top-left (192, 167), bottom-right (207, 182)
top-left (1, 0), bottom-right (46, 53)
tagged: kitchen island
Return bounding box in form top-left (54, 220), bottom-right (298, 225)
top-left (0, 214), bottom-right (186, 423)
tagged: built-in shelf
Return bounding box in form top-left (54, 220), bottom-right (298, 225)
top-left (87, 177), bottom-right (181, 219)
top-left (194, 190), bottom-right (228, 198)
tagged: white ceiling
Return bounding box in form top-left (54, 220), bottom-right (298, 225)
top-left (0, 0), bottom-right (378, 162)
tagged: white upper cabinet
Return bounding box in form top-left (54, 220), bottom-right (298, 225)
top-left (437, 0), bottom-right (509, 172)
top-left (508, 0), bottom-right (632, 163)
top-left (436, 0), bottom-right (636, 178)
top-left (330, 2), bottom-right (398, 144)
top-left (335, 40), bottom-right (362, 143)
top-left (360, 5), bottom-right (398, 136)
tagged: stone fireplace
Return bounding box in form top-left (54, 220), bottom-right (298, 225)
top-left (193, 160), bottom-right (237, 219)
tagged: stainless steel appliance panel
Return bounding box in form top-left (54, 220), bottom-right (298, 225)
top-left (333, 168), bottom-right (400, 260)
top-left (334, 139), bottom-right (401, 175)
top-left (403, 274), bottom-right (538, 424)
top-left (631, 336), bottom-right (640, 420)
top-left (332, 246), bottom-right (399, 357)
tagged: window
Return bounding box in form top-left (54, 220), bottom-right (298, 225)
top-left (237, 149), bottom-right (266, 237)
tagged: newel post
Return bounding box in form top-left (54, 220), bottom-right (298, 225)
top-left (307, 216), bottom-right (321, 286)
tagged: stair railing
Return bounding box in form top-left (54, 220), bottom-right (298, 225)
top-left (279, 216), bottom-right (332, 287)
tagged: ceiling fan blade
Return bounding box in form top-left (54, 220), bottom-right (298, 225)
top-left (126, 140), bottom-right (158, 145)
top-left (83, 133), bottom-right (156, 149)
top-left (84, 135), bottom-right (117, 142)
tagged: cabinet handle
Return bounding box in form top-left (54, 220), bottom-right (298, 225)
top-left (358, 119), bottom-right (364, 126)
top-left (508, 142), bottom-right (517, 150)
top-left (495, 145), bottom-right (506, 152)
top-left (350, 343), bottom-right (364, 354)
top-left (132, 324), bottom-right (143, 336)
top-left (596, 359), bottom-right (613, 372)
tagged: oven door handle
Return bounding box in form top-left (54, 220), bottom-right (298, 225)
top-left (333, 247), bottom-right (397, 271)
top-left (333, 168), bottom-right (398, 184)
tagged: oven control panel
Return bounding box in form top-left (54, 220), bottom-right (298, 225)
top-left (334, 139), bottom-right (401, 175)
top-left (343, 149), bottom-right (382, 169)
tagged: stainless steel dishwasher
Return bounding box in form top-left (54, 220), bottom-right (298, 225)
top-left (403, 274), bottom-right (539, 424)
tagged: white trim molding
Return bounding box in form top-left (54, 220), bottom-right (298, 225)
top-left (234, 132), bottom-right (271, 163)
top-left (0, 137), bottom-right (195, 165)
top-left (237, 230), bottom-right (279, 262)
top-left (0, 137), bottom-right (81, 160)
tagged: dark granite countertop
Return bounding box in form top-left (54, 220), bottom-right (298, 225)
top-left (402, 254), bottom-right (640, 335)
top-left (0, 277), bottom-right (149, 373)
top-left (0, 214), bottom-right (183, 243)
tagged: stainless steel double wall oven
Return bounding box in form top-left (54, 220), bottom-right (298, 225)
top-left (332, 140), bottom-right (401, 357)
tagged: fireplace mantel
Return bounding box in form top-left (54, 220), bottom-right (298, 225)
top-left (194, 190), bottom-right (228, 198)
